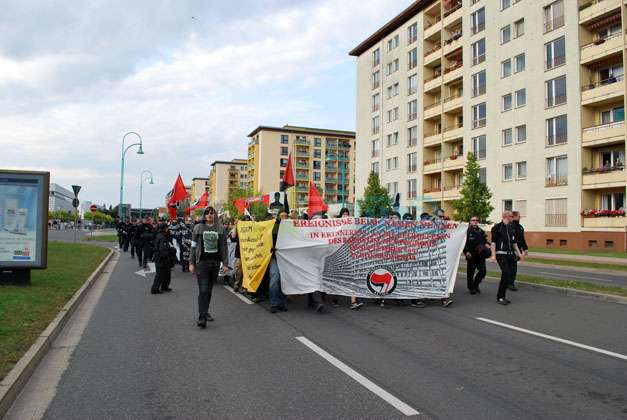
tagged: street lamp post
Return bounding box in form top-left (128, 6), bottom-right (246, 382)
top-left (326, 151), bottom-right (346, 208)
top-left (139, 170), bottom-right (154, 219)
top-left (119, 132), bottom-right (144, 220)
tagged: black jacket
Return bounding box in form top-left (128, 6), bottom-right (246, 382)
top-left (512, 220), bottom-right (528, 252)
top-left (464, 225), bottom-right (488, 256)
top-left (491, 222), bottom-right (517, 256)
top-left (135, 223), bottom-right (154, 243)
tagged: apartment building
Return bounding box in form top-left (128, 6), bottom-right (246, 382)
top-left (190, 177), bottom-right (210, 203)
top-left (207, 159), bottom-right (248, 207)
top-left (247, 125), bottom-right (355, 209)
top-left (350, 0), bottom-right (626, 250)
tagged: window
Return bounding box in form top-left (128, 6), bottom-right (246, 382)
top-left (471, 8), bottom-right (485, 35)
top-left (408, 48), bottom-right (418, 70)
top-left (600, 149), bottom-right (625, 167)
top-left (503, 164), bottom-right (513, 181)
top-left (600, 106), bottom-right (625, 124)
top-left (281, 135), bottom-right (289, 144)
top-left (501, 0), bottom-right (510, 10)
top-left (472, 71), bottom-right (486, 97)
top-left (545, 197), bottom-right (567, 227)
top-left (502, 93), bottom-right (512, 111)
top-left (546, 155), bottom-right (568, 186)
top-left (472, 103), bottom-right (486, 128)
top-left (545, 37), bottom-right (566, 70)
top-left (545, 76), bottom-right (566, 108)
top-left (408, 100), bottom-right (418, 121)
top-left (387, 59), bottom-right (399, 75)
top-left (281, 147), bottom-right (288, 155)
top-left (372, 93), bottom-right (380, 112)
top-left (514, 19), bottom-right (524, 37)
top-left (514, 199), bottom-right (527, 217)
top-left (280, 158), bottom-right (288, 167)
top-left (546, 115), bottom-right (567, 145)
top-left (408, 153), bottom-right (417, 172)
top-left (387, 83), bottom-right (399, 98)
top-left (502, 128), bottom-right (513, 146)
top-left (501, 25), bottom-right (511, 44)
top-left (372, 116), bottom-right (380, 134)
top-left (516, 161), bottom-right (527, 179)
top-left (313, 172), bottom-right (321, 181)
top-left (387, 34), bottom-right (399, 51)
top-left (408, 126), bottom-right (417, 147)
top-left (408, 74), bottom-right (418, 95)
top-left (371, 139), bottom-right (380, 157)
top-left (503, 200), bottom-right (513, 211)
top-left (502, 59), bottom-right (511, 77)
top-left (600, 65), bottom-right (624, 85)
top-left (515, 89), bottom-right (526, 107)
top-left (387, 132), bottom-right (399, 146)
top-left (472, 135), bottom-right (487, 159)
top-left (371, 162), bottom-right (379, 174)
top-left (479, 167), bottom-right (487, 183)
top-left (544, 1), bottom-right (564, 34)
top-left (373, 48), bottom-right (380, 67)
top-left (387, 107), bottom-right (399, 122)
top-left (408, 22), bottom-right (418, 44)
top-left (515, 53), bottom-right (525, 72)
top-left (314, 138), bottom-right (321, 147)
top-left (314, 149), bottom-right (321, 158)
top-left (515, 125), bottom-right (527, 143)
top-left (601, 193), bottom-right (625, 211)
top-left (372, 71), bottom-right (380, 89)
top-left (471, 39), bottom-right (486, 66)
top-left (386, 157), bottom-right (398, 171)
top-left (598, 24), bottom-right (621, 40)
top-left (407, 179), bottom-right (417, 199)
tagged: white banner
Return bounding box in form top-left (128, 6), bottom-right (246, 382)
top-left (276, 217), bottom-right (467, 299)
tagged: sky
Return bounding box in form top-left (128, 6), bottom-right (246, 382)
top-left (0, 0), bottom-right (409, 211)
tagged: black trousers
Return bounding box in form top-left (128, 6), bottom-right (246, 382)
top-left (141, 241), bottom-right (151, 266)
top-left (496, 255), bottom-right (516, 299)
top-left (152, 261), bottom-right (171, 293)
top-left (129, 239), bottom-right (136, 257)
top-left (196, 259), bottom-right (220, 314)
top-left (509, 260), bottom-right (519, 285)
top-left (466, 257), bottom-right (486, 290)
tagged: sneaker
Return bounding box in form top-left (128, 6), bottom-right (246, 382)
top-left (469, 289), bottom-right (476, 295)
top-left (350, 302), bottom-right (364, 310)
top-left (270, 306), bottom-right (278, 313)
top-left (442, 298), bottom-right (453, 307)
top-left (411, 300), bottom-right (426, 308)
top-left (278, 306), bottom-right (288, 312)
top-left (509, 284), bottom-right (518, 291)
top-left (206, 313), bottom-right (214, 322)
top-left (332, 299), bottom-right (340, 307)
top-left (316, 303), bottom-right (324, 313)
top-left (197, 314), bottom-right (207, 328)
top-left (498, 298), bottom-right (509, 305)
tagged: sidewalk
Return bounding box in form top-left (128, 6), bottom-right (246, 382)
top-left (526, 251), bottom-right (627, 266)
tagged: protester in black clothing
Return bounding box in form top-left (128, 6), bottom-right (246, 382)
top-left (116, 220), bottom-right (127, 249)
top-left (464, 216), bottom-right (490, 294)
top-left (509, 211), bottom-right (529, 291)
top-left (128, 219), bottom-right (137, 258)
top-left (490, 211), bottom-right (524, 305)
top-left (135, 216), bottom-right (154, 268)
top-left (151, 223), bottom-right (172, 294)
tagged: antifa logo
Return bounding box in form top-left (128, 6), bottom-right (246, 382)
top-left (366, 267), bottom-right (397, 296)
top-left (169, 202), bottom-right (177, 209)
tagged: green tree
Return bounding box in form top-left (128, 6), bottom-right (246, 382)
top-left (356, 171), bottom-right (392, 217)
top-left (223, 188), bottom-right (268, 221)
top-left (451, 152), bottom-right (494, 222)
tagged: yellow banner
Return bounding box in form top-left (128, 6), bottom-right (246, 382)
top-left (237, 219), bottom-right (275, 292)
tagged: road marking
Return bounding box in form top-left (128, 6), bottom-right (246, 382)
top-left (477, 318), bottom-right (627, 361)
top-left (296, 336), bottom-right (419, 417)
top-left (223, 285), bottom-right (254, 304)
top-left (135, 263), bottom-right (156, 277)
top-left (537, 271), bottom-right (610, 282)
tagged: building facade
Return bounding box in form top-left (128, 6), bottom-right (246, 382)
top-left (247, 125), bottom-right (356, 210)
top-left (49, 183), bottom-right (75, 212)
top-left (191, 177), bottom-right (210, 203)
top-left (351, 0), bottom-right (626, 250)
top-left (207, 159), bottom-right (248, 207)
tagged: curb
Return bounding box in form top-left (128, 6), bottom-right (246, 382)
top-left (0, 248), bottom-right (115, 419)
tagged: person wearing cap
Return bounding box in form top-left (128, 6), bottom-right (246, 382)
top-left (189, 206), bottom-right (230, 328)
top-left (151, 222), bottom-right (173, 294)
top-left (136, 215), bottom-right (154, 268)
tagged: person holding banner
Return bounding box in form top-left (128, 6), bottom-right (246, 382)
top-left (434, 208), bottom-right (453, 307)
top-left (268, 212), bottom-right (288, 313)
top-left (338, 207), bottom-right (364, 310)
top-left (464, 216), bottom-right (490, 294)
top-left (189, 206), bottom-right (230, 328)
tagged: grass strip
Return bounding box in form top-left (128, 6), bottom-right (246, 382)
top-left (84, 234), bottom-right (118, 242)
top-left (524, 257), bottom-right (627, 272)
top-left (458, 266), bottom-right (627, 297)
top-left (0, 242), bottom-right (109, 380)
top-left (528, 246), bottom-right (627, 259)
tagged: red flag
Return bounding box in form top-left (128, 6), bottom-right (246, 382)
top-left (233, 195), bottom-right (270, 214)
top-left (307, 182), bottom-right (328, 219)
top-left (171, 174), bottom-right (188, 202)
top-left (190, 191), bottom-right (209, 210)
top-left (280, 152), bottom-right (295, 192)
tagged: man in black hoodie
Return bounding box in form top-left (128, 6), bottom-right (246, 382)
top-left (509, 211), bottom-right (529, 291)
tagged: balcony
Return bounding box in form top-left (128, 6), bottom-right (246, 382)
top-left (424, 159), bottom-right (442, 174)
top-left (423, 130), bottom-right (443, 146)
top-left (296, 186), bottom-right (308, 193)
top-left (443, 93), bottom-right (463, 112)
top-left (443, 61), bottom-right (463, 84)
top-left (296, 162), bottom-right (309, 169)
top-left (443, 124), bottom-right (463, 142)
top-left (325, 188), bottom-right (337, 195)
top-left (443, 155), bottom-right (464, 171)
top-left (337, 143), bottom-right (350, 151)
top-left (296, 150), bottom-right (309, 157)
top-left (248, 138), bottom-right (259, 148)
top-left (583, 166), bottom-right (626, 188)
top-left (545, 173), bottom-right (568, 187)
top-left (424, 44), bottom-right (442, 66)
top-left (442, 185), bottom-right (462, 200)
top-left (582, 215), bottom-right (627, 228)
top-left (424, 101), bottom-right (442, 119)
top-left (424, 73), bottom-right (443, 92)
top-left (581, 75), bottom-right (624, 106)
top-left (295, 138), bottom-right (310, 145)
top-left (582, 120), bottom-right (625, 146)
top-left (443, 3), bottom-right (463, 28)
top-left (296, 174), bottom-right (309, 180)
top-left (580, 33), bottom-right (622, 65)
top-left (424, 17), bottom-right (442, 39)
top-left (442, 35), bottom-right (462, 56)
top-left (579, 0), bottom-right (621, 25)
top-left (325, 165), bottom-right (337, 172)
top-left (423, 188), bottom-right (442, 196)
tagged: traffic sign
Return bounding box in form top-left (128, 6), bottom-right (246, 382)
top-left (71, 185), bottom-right (81, 197)
top-left (90, 204), bottom-right (98, 212)
top-left (72, 198), bottom-right (79, 208)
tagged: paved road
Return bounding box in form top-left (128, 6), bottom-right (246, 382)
top-left (6, 248), bottom-right (627, 420)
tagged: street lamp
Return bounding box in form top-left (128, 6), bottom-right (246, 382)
top-left (326, 151), bottom-right (346, 208)
top-left (119, 132), bottom-right (144, 220)
top-left (139, 170), bottom-right (154, 219)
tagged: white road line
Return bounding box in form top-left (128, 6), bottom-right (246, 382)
top-left (477, 318), bottom-right (627, 361)
top-left (296, 336), bottom-right (419, 417)
top-left (538, 271), bottom-right (610, 282)
top-left (223, 285), bottom-right (254, 304)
